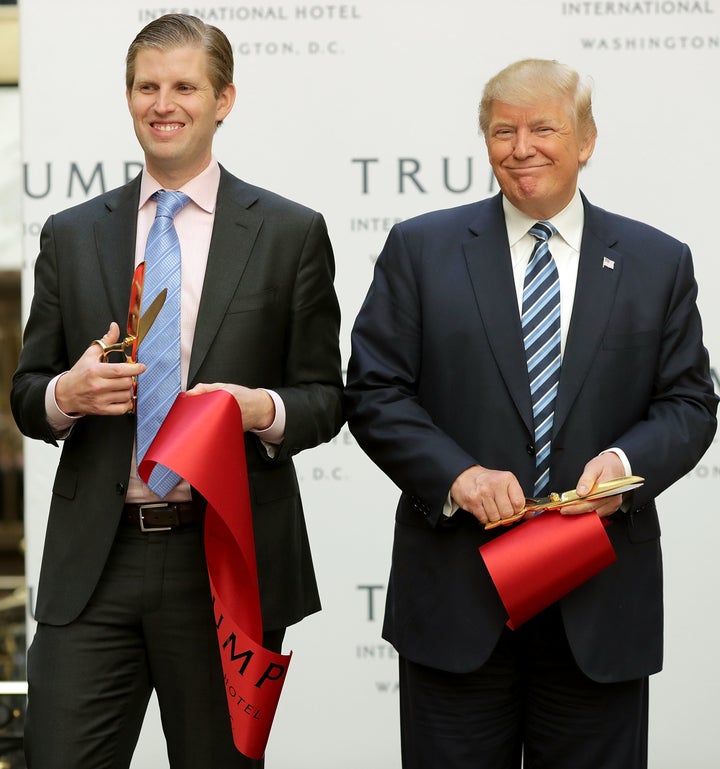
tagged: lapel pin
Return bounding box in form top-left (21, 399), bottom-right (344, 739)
top-left (602, 256), bottom-right (615, 270)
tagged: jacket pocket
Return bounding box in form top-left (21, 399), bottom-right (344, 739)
top-left (624, 501), bottom-right (661, 543)
top-left (250, 464), bottom-right (299, 505)
top-left (52, 465), bottom-right (78, 500)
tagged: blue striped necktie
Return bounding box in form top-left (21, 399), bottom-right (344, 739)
top-left (136, 189), bottom-right (190, 498)
top-left (522, 220), bottom-right (560, 498)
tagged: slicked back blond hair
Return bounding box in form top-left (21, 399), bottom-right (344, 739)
top-left (479, 59), bottom-right (597, 144)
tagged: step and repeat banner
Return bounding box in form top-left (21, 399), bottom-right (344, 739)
top-left (19, 1), bottom-right (720, 767)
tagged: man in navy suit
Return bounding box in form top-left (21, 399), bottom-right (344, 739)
top-left (12, 14), bottom-right (342, 769)
top-left (345, 59), bottom-right (717, 769)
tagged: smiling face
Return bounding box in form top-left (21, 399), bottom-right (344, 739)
top-left (126, 45), bottom-right (235, 188)
top-left (485, 97), bottom-right (595, 220)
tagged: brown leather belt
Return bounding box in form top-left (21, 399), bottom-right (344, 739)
top-left (122, 502), bottom-right (201, 532)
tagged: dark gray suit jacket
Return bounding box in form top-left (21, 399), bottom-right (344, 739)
top-left (12, 167), bottom-right (344, 631)
top-left (345, 192), bottom-right (717, 683)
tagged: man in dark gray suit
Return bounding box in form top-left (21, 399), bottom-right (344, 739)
top-left (12, 14), bottom-right (342, 769)
top-left (345, 59), bottom-right (717, 769)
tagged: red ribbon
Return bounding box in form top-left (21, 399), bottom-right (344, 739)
top-left (479, 511), bottom-right (616, 630)
top-left (138, 391), bottom-right (291, 760)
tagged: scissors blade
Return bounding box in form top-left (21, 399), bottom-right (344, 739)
top-left (483, 475), bottom-right (645, 530)
top-left (136, 289), bottom-right (167, 348)
top-left (526, 475), bottom-right (645, 512)
top-left (126, 262), bottom-right (145, 341)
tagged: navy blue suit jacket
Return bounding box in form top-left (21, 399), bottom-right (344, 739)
top-left (345, 191), bottom-right (717, 683)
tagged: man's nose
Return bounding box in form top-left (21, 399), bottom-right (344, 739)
top-left (154, 90), bottom-right (175, 113)
top-left (513, 129), bottom-right (535, 158)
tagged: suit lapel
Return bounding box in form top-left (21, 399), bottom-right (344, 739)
top-left (93, 178), bottom-right (141, 326)
top-left (553, 197), bottom-right (622, 436)
top-left (188, 170), bottom-right (263, 385)
top-left (463, 194), bottom-right (534, 435)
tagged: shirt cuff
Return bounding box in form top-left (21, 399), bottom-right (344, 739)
top-left (251, 389), bottom-right (286, 456)
top-left (443, 492), bottom-right (459, 518)
top-left (45, 373), bottom-right (81, 438)
top-left (601, 447), bottom-right (632, 476)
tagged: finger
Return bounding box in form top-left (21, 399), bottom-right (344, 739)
top-left (185, 383), bottom-right (212, 396)
top-left (576, 474), bottom-right (599, 498)
top-left (94, 322), bottom-right (120, 350)
top-left (105, 322), bottom-right (120, 343)
top-left (90, 322), bottom-right (121, 360)
top-left (593, 493), bottom-right (623, 517)
top-left (103, 362), bottom-right (145, 378)
top-left (478, 493), bottom-right (500, 522)
top-left (186, 382), bottom-right (235, 398)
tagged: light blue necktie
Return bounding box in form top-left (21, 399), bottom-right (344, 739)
top-left (521, 221), bottom-right (560, 498)
top-left (136, 189), bottom-right (190, 498)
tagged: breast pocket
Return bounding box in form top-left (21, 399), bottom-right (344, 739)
top-left (226, 287), bottom-right (278, 315)
top-left (601, 330), bottom-right (658, 350)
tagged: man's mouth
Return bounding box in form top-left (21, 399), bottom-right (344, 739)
top-left (152, 122), bottom-right (184, 132)
top-left (508, 163), bottom-right (547, 171)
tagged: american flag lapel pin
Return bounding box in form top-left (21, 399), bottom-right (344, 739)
top-left (602, 256), bottom-right (615, 270)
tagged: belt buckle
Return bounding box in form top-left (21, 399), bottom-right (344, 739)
top-left (138, 502), bottom-right (173, 533)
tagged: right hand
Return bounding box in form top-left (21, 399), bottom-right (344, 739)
top-left (55, 323), bottom-right (146, 416)
top-left (450, 465), bottom-right (526, 527)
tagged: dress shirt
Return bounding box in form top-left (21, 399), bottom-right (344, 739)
top-left (45, 158), bottom-right (286, 503)
top-left (504, 190), bottom-right (583, 357)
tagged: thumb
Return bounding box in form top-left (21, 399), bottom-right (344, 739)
top-left (575, 478), bottom-right (593, 497)
top-left (185, 382), bottom-right (211, 397)
top-left (576, 464), bottom-right (601, 497)
top-left (102, 322), bottom-right (121, 344)
top-left (89, 322), bottom-right (121, 360)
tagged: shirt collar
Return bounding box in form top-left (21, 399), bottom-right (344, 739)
top-left (502, 188), bottom-right (585, 252)
top-left (138, 158), bottom-right (221, 214)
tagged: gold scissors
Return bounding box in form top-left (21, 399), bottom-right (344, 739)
top-left (92, 262), bottom-right (166, 412)
top-left (483, 475), bottom-right (645, 530)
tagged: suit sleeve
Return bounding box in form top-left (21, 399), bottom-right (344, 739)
top-left (272, 212), bottom-right (344, 461)
top-left (612, 244), bottom-right (717, 504)
top-left (345, 224), bottom-right (479, 523)
top-left (11, 215), bottom-right (67, 445)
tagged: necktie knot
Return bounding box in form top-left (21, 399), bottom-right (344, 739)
top-left (529, 220), bottom-right (557, 244)
top-left (153, 189), bottom-right (191, 220)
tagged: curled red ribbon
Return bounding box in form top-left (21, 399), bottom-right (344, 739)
top-left (479, 511), bottom-right (616, 630)
top-left (138, 390), bottom-right (291, 760)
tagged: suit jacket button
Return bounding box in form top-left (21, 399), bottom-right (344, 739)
top-left (526, 443), bottom-right (535, 455)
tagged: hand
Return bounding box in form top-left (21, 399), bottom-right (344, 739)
top-left (185, 382), bottom-right (275, 432)
top-left (561, 452), bottom-right (626, 518)
top-left (450, 465), bottom-right (526, 527)
top-left (56, 323), bottom-right (146, 416)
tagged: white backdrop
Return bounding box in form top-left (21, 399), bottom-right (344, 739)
top-left (17, 1), bottom-right (720, 767)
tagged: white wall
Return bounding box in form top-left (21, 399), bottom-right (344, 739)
top-left (17, 2), bottom-right (720, 767)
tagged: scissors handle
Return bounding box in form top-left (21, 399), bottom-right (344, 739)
top-left (93, 335), bottom-right (135, 362)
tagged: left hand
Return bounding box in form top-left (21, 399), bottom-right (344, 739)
top-left (185, 382), bottom-right (275, 432)
top-left (561, 452), bottom-right (626, 518)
